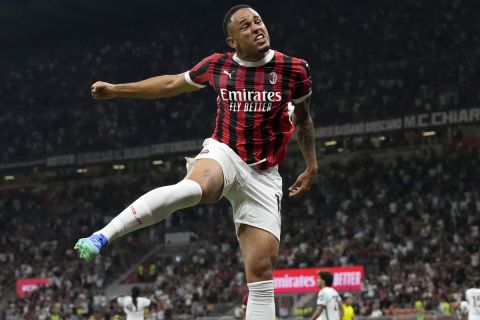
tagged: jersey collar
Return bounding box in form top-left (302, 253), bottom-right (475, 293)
top-left (233, 49), bottom-right (275, 67)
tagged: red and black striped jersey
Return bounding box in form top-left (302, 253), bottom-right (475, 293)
top-left (184, 49), bottom-right (312, 169)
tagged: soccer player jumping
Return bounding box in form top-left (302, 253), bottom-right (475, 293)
top-left (75, 5), bottom-right (317, 319)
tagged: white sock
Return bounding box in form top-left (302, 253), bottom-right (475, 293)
top-left (246, 280), bottom-right (275, 320)
top-left (97, 179), bottom-right (202, 242)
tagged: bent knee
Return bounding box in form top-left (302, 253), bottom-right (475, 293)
top-left (197, 180), bottom-right (223, 203)
top-left (246, 254), bottom-right (278, 281)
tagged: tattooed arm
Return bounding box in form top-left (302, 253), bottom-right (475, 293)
top-left (289, 96), bottom-right (318, 198)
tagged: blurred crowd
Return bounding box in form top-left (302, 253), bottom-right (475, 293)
top-left (1, 146), bottom-right (479, 319)
top-left (1, 0), bottom-right (480, 162)
top-left (0, 161), bottom-right (241, 319)
top-left (2, 0), bottom-right (480, 318)
top-left (279, 147), bottom-right (480, 316)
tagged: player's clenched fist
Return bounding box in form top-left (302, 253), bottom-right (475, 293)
top-left (91, 81), bottom-right (117, 100)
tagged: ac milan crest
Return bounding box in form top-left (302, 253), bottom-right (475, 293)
top-left (268, 72), bottom-right (278, 84)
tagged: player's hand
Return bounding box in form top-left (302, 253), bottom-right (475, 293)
top-left (91, 81), bottom-right (117, 100)
top-left (288, 168), bottom-right (317, 199)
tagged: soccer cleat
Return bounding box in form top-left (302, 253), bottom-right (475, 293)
top-left (74, 233), bottom-right (108, 261)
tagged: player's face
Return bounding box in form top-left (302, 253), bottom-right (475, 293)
top-left (226, 8), bottom-right (270, 60)
top-left (317, 276), bottom-right (324, 288)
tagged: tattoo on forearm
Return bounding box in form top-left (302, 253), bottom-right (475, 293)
top-left (295, 116), bottom-right (316, 162)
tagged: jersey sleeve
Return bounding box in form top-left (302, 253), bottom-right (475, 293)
top-left (184, 54), bottom-right (216, 88)
top-left (139, 297), bottom-right (151, 308)
top-left (466, 289), bottom-right (472, 303)
top-left (291, 59), bottom-right (312, 104)
top-left (317, 290), bottom-right (328, 306)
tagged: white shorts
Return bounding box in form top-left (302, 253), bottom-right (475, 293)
top-left (186, 138), bottom-right (282, 241)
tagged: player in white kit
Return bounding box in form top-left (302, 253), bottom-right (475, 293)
top-left (116, 286), bottom-right (152, 320)
top-left (311, 271), bottom-right (343, 320)
top-left (466, 279), bottom-right (480, 320)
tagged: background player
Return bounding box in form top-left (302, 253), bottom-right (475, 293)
top-left (466, 279), bottom-right (480, 320)
top-left (116, 286), bottom-right (153, 320)
top-left (311, 271), bottom-right (343, 320)
top-left (74, 4), bottom-right (317, 319)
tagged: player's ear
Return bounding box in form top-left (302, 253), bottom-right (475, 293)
top-left (226, 36), bottom-right (236, 49)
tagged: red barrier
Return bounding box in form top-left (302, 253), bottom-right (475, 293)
top-left (273, 266), bottom-right (364, 294)
top-left (16, 277), bottom-right (50, 298)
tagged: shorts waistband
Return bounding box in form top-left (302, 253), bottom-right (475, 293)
top-left (205, 138), bottom-right (277, 172)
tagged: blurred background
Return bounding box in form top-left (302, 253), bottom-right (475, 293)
top-left (1, 0), bottom-right (479, 319)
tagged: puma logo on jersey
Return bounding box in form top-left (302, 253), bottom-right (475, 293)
top-left (223, 70), bottom-right (235, 79)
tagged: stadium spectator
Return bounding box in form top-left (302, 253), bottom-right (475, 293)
top-left (370, 303), bottom-right (383, 318)
top-left (342, 293), bottom-right (355, 320)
